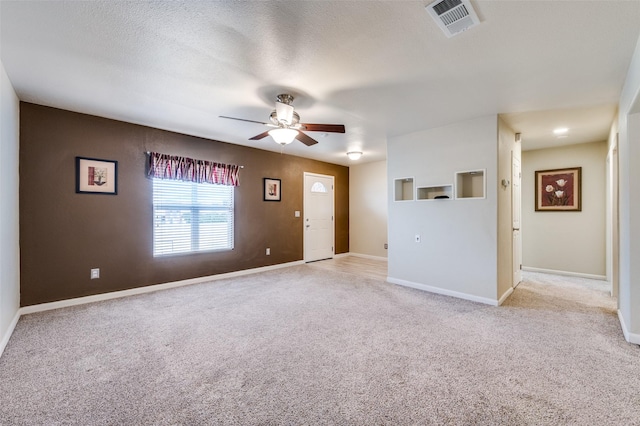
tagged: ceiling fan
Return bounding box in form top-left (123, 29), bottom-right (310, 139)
top-left (220, 94), bottom-right (345, 146)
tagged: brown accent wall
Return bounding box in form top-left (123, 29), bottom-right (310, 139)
top-left (20, 103), bottom-right (349, 306)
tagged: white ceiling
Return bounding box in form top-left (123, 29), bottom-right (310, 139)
top-left (1, 1), bottom-right (639, 165)
top-left (502, 104), bottom-right (618, 151)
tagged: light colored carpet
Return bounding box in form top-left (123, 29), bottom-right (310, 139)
top-left (1, 264), bottom-right (639, 425)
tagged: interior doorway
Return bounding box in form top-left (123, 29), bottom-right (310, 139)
top-left (303, 172), bottom-right (335, 263)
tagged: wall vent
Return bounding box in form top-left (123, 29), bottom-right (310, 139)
top-left (426, 0), bottom-right (480, 38)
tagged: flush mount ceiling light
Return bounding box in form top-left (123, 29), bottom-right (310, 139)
top-left (347, 151), bottom-right (363, 160)
top-left (553, 127), bottom-right (569, 135)
top-left (268, 128), bottom-right (299, 145)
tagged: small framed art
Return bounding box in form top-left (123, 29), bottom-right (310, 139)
top-left (76, 157), bottom-right (118, 195)
top-left (263, 178), bottom-right (281, 201)
top-left (535, 167), bottom-right (581, 211)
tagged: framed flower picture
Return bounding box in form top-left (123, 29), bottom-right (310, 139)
top-left (535, 167), bottom-right (581, 211)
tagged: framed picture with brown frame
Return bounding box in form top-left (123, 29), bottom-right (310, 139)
top-left (263, 178), bottom-right (281, 202)
top-left (535, 167), bottom-right (581, 211)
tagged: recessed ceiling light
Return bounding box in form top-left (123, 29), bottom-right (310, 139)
top-left (553, 127), bottom-right (569, 135)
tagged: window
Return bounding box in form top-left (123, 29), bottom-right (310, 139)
top-left (311, 181), bottom-right (327, 193)
top-left (153, 179), bottom-right (234, 256)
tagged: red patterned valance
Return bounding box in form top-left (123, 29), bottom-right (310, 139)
top-left (147, 152), bottom-right (240, 186)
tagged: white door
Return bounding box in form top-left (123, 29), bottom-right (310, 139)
top-left (512, 154), bottom-right (522, 286)
top-left (606, 143), bottom-right (619, 298)
top-left (304, 173), bottom-right (335, 262)
top-left (513, 229), bottom-right (522, 287)
top-left (512, 155), bottom-right (521, 230)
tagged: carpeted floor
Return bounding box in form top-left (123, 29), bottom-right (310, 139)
top-left (1, 263), bottom-right (639, 425)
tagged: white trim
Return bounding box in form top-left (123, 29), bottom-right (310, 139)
top-left (454, 169), bottom-right (487, 200)
top-left (20, 260), bottom-right (305, 316)
top-left (393, 176), bottom-right (415, 202)
top-left (303, 172), bottom-right (335, 263)
top-left (386, 277), bottom-right (498, 306)
top-left (333, 253), bottom-right (350, 259)
top-left (348, 252), bottom-right (388, 262)
top-left (618, 310), bottom-right (640, 345)
top-left (498, 287), bottom-right (514, 306)
top-left (522, 266), bottom-right (606, 281)
top-left (0, 310), bottom-right (21, 359)
top-left (313, 253), bottom-right (387, 262)
top-left (415, 183), bottom-right (454, 201)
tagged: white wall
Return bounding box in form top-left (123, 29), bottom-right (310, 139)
top-left (618, 33), bottom-right (640, 342)
top-left (0, 61), bottom-right (21, 357)
top-left (522, 142), bottom-right (608, 277)
top-left (387, 115), bottom-right (499, 304)
top-left (620, 112), bottom-right (640, 340)
top-left (349, 160), bottom-right (388, 258)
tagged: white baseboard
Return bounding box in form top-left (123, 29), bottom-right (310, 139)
top-left (320, 253), bottom-right (387, 262)
top-left (348, 253), bottom-right (388, 262)
top-left (618, 310), bottom-right (640, 345)
top-left (522, 267), bottom-right (606, 281)
top-left (20, 260), bottom-right (305, 316)
top-left (0, 309), bottom-right (21, 359)
top-left (387, 277), bottom-right (499, 306)
top-left (498, 287), bottom-right (514, 306)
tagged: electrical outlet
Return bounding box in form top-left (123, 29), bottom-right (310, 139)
top-left (90, 268), bottom-right (100, 279)
top-left (415, 234), bottom-right (421, 243)
top-left (294, 211), bottom-right (300, 217)
top-left (384, 243), bottom-right (388, 249)
top-left (266, 248), bottom-right (270, 255)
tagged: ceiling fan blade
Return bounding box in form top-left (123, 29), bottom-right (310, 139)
top-left (296, 131), bottom-right (318, 146)
top-left (249, 130), bottom-right (271, 140)
top-left (219, 116), bottom-right (270, 126)
top-left (299, 123), bottom-right (345, 133)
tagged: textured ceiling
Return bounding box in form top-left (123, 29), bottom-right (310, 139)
top-left (1, 1), bottom-right (639, 165)
top-left (502, 104), bottom-right (618, 151)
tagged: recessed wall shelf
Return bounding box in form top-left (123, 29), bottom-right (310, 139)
top-left (455, 169), bottom-right (486, 199)
top-left (417, 184), bottom-right (453, 200)
top-left (394, 177), bottom-right (414, 201)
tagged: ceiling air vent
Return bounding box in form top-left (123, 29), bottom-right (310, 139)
top-left (426, 0), bottom-right (480, 38)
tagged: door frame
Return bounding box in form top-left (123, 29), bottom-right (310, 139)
top-left (606, 138), bottom-right (619, 298)
top-left (512, 152), bottom-right (522, 288)
top-left (303, 172), bottom-right (335, 262)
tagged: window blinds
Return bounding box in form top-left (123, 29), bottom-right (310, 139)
top-left (152, 179), bottom-right (234, 256)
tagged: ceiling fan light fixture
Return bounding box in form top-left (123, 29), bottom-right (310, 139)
top-left (269, 128), bottom-right (298, 145)
top-left (275, 101), bottom-right (295, 125)
top-left (221, 92), bottom-right (344, 148)
top-left (347, 151), bottom-right (363, 160)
